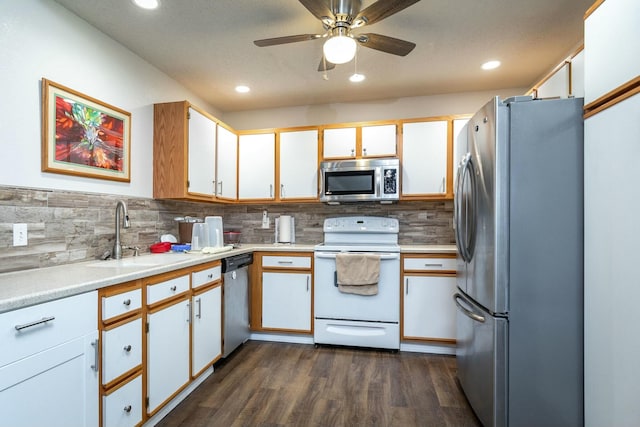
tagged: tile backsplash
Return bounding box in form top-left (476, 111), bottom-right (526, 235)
top-left (0, 186), bottom-right (454, 273)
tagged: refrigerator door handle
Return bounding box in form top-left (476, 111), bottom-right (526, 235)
top-left (453, 293), bottom-right (486, 323)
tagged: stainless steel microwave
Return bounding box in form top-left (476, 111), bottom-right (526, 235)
top-left (319, 158), bottom-right (400, 204)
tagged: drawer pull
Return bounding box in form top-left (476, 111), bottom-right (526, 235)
top-left (14, 316), bottom-right (55, 331)
top-left (277, 260), bottom-right (293, 264)
top-left (123, 405), bottom-right (132, 413)
top-left (424, 263), bottom-right (443, 268)
top-left (170, 285), bottom-right (177, 292)
top-left (207, 273), bottom-right (213, 279)
top-left (123, 299), bottom-right (131, 306)
top-left (123, 345), bottom-right (132, 352)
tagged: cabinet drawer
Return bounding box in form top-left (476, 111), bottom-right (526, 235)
top-left (262, 255), bottom-right (311, 269)
top-left (103, 374), bottom-right (142, 427)
top-left (102, 318), bottom-right (142, 385)
top-left (146, 274), bottom-right (190, 305)
top-left (403, 257), bottom-right (456, 272)
top-left (191, 264), bottom-right (221, 289)
top-left (0, 291), bottom-right (97, 367)
top-left (102, 288), bottom-right (142, 321)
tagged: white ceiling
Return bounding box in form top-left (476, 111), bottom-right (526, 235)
top-left (53, 0), bottom-right (592, 113)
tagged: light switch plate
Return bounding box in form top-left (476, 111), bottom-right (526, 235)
top-left (261, 210), bottom-right (270, 229)
top-left (13, 223), bottom-right (27, 246)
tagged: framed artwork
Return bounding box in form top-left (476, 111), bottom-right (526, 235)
top-left (41, 78), bottom-right (131, 182)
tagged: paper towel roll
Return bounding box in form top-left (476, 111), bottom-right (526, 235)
top-left (279, 215), bottom-right (292, 243)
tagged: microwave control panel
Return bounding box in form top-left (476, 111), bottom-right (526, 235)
top-left (383, 168), bottom-right (398, 194)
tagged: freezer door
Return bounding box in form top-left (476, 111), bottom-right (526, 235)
top-left (455, 291), bottom-right (507, 427)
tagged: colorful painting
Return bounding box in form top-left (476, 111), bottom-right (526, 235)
top-left (42, 78), bottom-right (131, 182)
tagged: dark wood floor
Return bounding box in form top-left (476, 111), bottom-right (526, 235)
top-left (157, 341), bottom-right (482, 427)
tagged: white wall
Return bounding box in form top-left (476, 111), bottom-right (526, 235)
top-left (0, 0), bottom-right (220, 198)
top-left (222, 88), bottom-right (526, 130)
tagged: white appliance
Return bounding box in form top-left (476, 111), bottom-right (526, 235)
top-left (314, 216), bottom-right (400, 350)
top-left (274, 215), bottom-right (295, 243)
top-left (454, 96), bottom-right (584, 427)
top-left (204, 216), bottom-right (224, 248)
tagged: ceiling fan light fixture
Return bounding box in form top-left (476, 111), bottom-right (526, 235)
top-left (323, 35), bottom-right (357, 65)
top-left (132, 0), bottom-right (159, 10)
top-left (349, 73), bottom-right (365, 83)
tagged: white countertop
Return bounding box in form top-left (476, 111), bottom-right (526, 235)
top-left (0, 243), bottom-right (455, 313)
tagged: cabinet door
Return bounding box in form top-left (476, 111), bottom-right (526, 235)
top-left (187, 107), bottom-right (216, 196)
top-left (262, 272), bottom-right (311, 331)
top-left (216, 124), bottom-right (238, 200)
top-left (569, 50), bottom-right (584, 98)
top-left (323, 127), bottom-right (356, 158)
top-left (238, 133), bottom-right (275, 199)
top-left (401, 120), bottom-right (449, 195)
top-left (536, 62), bottom-right (570, 99)
top-left (403, 275), bottom-right (457, 341)
top-left (102, 317), bottom-right (142, 385)
top-left (361, 124), bottom-right (397, 157)
top-left (102, 374), bottom-right (142, 427)
top-left (192, 286), bottom-right (222, 377)
top-left (584, 0), bottom-right (640, 104)
top-left (279, 129), bottom-right (318, 199)
top-left (147, 299), bottom-right (190, 414)
top-left (0, 331), bottom-right (99, 427)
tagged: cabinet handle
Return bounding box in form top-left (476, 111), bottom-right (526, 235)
top-left (170, 285), bottom-right (177, 292)
top-left (212, 180), bottom-right (217, 195)
top-left (91, 339), bottom-right (99, 372)
top-left (424, 263), bottom-right (443, 268)
top-left (123, 405), bottom-right (132, 414)
top-left (269, 184), bottom-right (273, 198)
top-left (280, 184), bottom-right (285, 198)
top-left (123, 299), bottom-right (131, 306)
top-left (207, 273), bottom-right (213, 279)
top-left (405, 278), bottom-right (409, 295)
top-left (306, 276), bottom-right (310, 292)
top-left (440, 177), bottom-right (445, 193)
top-left (196, 297), bottom-right (202, 319)
top-left (218, 181), bottom-right (223, 195)
top-left (187, 302), bottom-right (191, 323)
top-left (277, 260), bottom-right (293, 264)
top-left (123, 345), bottom-right (132, 352)
top-left (14, 316), bottom-right (55, 331)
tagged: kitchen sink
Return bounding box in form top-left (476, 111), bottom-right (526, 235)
top-left (87, 258), bottom-right (161, 268)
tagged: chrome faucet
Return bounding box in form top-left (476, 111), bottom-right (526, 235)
top-left (113, 200), bottom-right (131, 260)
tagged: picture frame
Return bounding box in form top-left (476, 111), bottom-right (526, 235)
top-left (41, 78), bottom-right (131, 182)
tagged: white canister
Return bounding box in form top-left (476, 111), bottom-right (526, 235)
top-left (278, 215), bottom-right (292, 243)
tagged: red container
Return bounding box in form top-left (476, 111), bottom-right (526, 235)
top-left (150, 242), bottom-right (172, 253)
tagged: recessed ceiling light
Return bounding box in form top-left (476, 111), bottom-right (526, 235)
top-left (235, 85), bottom-right (250, 93)
top-left (349, 73), bottom-right (366, 83)
top-left (132, 0), bottom-right (159, 9)
top-left (481, 60), bottom-right (501, 70)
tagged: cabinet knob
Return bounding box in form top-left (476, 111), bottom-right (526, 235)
top-left (351, 148), bottom-right (355, 156)
top-left (123, 405), bottom-right (132, 413)
top-left (123, 299), bottom-right (131, 306)
top-left (207, 273), bottom-right (213, 279)
top-left (123, 345), bottom-right (132, 352)
top-left (170, 285), bottom-right (177, 292)
top-left (363, 147), bottom-right (367, 156)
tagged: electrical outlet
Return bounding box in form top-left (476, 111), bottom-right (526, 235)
top-left (13, 223), bottom-right (27, 246)
top-left (261, 210), bottom-right (270, 229)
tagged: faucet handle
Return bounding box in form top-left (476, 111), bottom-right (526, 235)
top-left (125, 246), bottom-right (140, 256)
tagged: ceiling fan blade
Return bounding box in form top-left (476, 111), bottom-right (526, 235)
top-left (355, 0), bottom-right (421, 26)
top-left (318, 57), bottom-right (336, 72)
top-left (299, 0), bottom-right (334, 20)
top-left (254, 34), bottom-right (322, 47)
top-left (357, 33), bottom-right (416, 56)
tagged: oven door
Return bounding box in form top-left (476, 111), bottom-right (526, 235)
top-left (313, 251), bottom-right (400, 322)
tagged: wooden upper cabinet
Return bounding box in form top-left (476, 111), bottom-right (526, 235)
top-left (400, 119), bottom-right (450, 199)
top-left (322, 122), bottom-right (397, 159)
top-left (238, 132), bottom-right (276, 200)
top-left (278, 128), bottom-right (319, 201)
top-left (154, 101), bottom-right (234, 203)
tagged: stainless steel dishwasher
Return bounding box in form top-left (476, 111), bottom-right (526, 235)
top-left (221, 252), bottom-right (253, 357)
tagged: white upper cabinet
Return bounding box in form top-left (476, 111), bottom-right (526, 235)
top-left (536, 62), bottom-right (570, 99)
top-left (238, 133), bottom-right (276, 200)
top-left (279, 129), bottom-right (318, 200)
top-left (216, 124), bottom-right (237, 200)
top-left (401, 120), bottom-right (449, 196)
top-left (361, 124), bottom-right (397, 157)
top-left (584, 0), bottom-right (640, 104)
top-left (570, 50), bottom-right (585, 98)
top-left (323, 127), bottom-right (356, 158)
top-left (187, 107), bottom-right (217, 196)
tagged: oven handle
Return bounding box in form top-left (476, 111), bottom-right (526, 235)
top-left (315, 252), bottom-right (399, 260)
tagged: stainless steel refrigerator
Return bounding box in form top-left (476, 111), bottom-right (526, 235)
top-left (454, 96), bottom-right (584, 427)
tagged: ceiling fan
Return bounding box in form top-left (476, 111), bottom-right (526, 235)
top-left (253, 0), bottom-right (421, 72)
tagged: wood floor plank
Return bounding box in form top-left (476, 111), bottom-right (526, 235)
top-left (156, 341), bottom-right (481, 427)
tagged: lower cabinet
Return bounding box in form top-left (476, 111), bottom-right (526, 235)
top-left (401, 254), bottom-right (457, 342)
top-left (102, 374), bottom-right (142, 427)
top-left (190, 262), bottom-right (222, 377)
top-left (0, 291), bottom-right (98, 427)
top-left (250, 252), bottom-right (313, 333)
